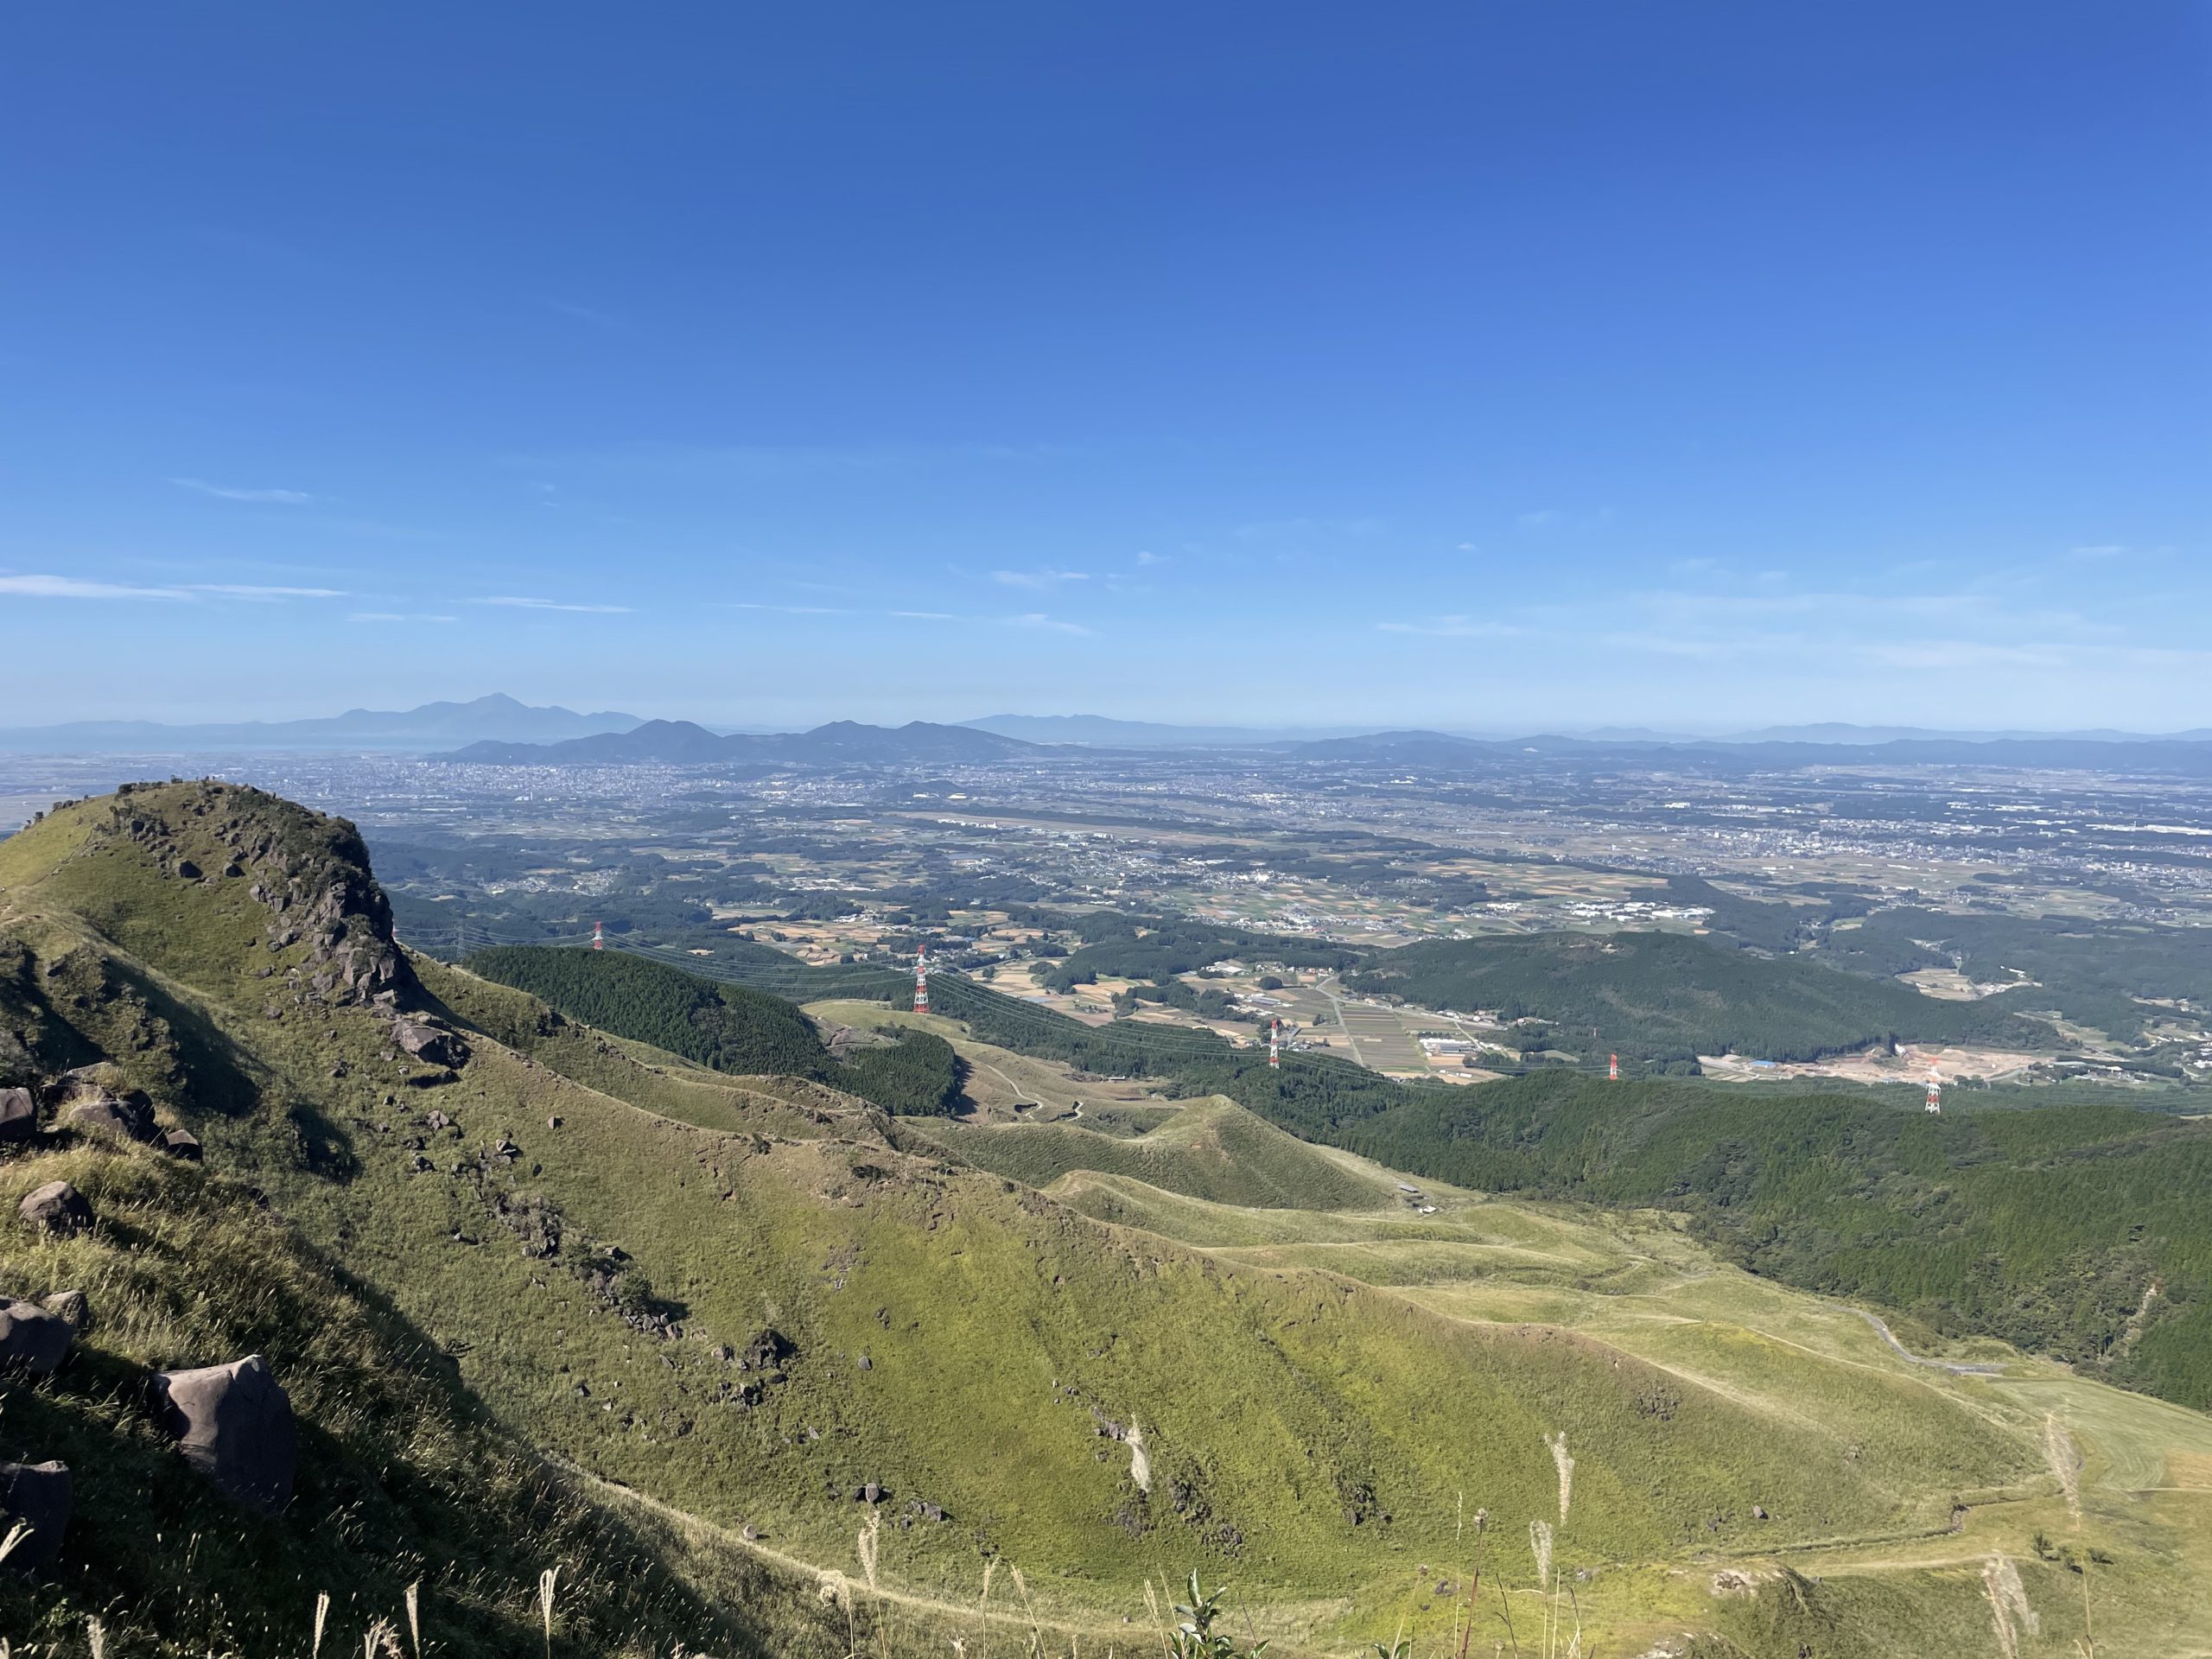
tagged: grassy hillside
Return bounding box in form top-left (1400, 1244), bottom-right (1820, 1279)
top-left (466, 944), bottom-right (966, 1116)
top-left (905, 1097), bottom-right (1394, 1211)
top-left (1344, 929), bottom-right (2053, 1063)
top-left (1325, 1070), bottom-right (2212, 1409)
top-left (3, 784), bottom-right (2209, 1655)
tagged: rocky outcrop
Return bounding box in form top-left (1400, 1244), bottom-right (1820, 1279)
top-left (107, 783), bottom-right (417, 1010)
top-left (0, 1299), bottom-right (73, 1373)
top-left (0, 1459), bottom-right (71, 1567)
top-left (0, 1088), bottom-right (35, 1143)
top-left (149, 1354), bottom-right (296, 1514)
top-left (161, 1128), bottom-right (204, 1160)
top-left (392, 1020), bottom-right (468, 1069)
top-left (18, 1181), bottom-right (92, 1236)
top-left (63, 1091), bottom-right (157, 1144)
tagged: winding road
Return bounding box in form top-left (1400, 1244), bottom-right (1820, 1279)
top-left (1833, 1304), bottom-right (2006, 1375)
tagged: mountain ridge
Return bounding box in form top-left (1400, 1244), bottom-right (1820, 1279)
top-left (0, 692), bottom-right (644, 753)
top-left (442, 718), bottom-right (1033, 766)
top-left (3, 781), bottom-right (2171, 1654)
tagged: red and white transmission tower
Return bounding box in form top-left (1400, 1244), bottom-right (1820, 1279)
top-left (1925, 1065), bottom-right (1942, 1115)
top-left (1609, 1052), bottom-right (1619, 1081)
top-left (592, 921), bottom-right (604, 951)
top-left (913, 944), bottom-right (930, 1015)
top-left (1268, 1019), bottom-right (1281, 1069)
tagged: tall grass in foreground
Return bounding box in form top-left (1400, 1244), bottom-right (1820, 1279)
top-left (17, 1424), bottom-right (2104, 1659)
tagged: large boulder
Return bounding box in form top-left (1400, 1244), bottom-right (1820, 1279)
top-left (0, 1459), bottom-right (71, 1568)
top-left (149, 1354), bottom-right (296, 1513)
top-left (17, 1181), bottom-right (92, 1236)
top-left (161, 1128), bottom-right (204, 1161)
top-left (0, 1299), bottom-right (72, 1373)
top-left (64, 1092), bottom-right (156, 1143)
top-left (391, 1021), bottom-right (467, 1069)
top-left (0, 1089), bottom-right (35, 1143)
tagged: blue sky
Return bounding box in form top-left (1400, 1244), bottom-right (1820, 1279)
top-left (2, 3), bottom-right (2207, 731)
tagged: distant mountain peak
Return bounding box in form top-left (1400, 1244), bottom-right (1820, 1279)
top-left (0, 695), bottom-right (645, 753)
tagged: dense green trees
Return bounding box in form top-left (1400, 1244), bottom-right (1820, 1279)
top-left (1345, 930), bottom-right (2051, 1062)
top-left (464, 947), bottom-right (966, 1116)
top-left (1007, 906), bottom-right (1353, 994)
top-left (1815, 907), bottom-right (2212, 1042)
top-left (1323, 1072), bottom-right (2212, 1409)
top-left (838, 1027), bottom-right (967, 1116)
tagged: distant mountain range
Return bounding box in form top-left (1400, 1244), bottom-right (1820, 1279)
top-left (10, 695), bottom-right (2212, 766)
top-left (443, 719), bottom-right (1030, 766)
top-left (0, 693), bottom-right (643, 753)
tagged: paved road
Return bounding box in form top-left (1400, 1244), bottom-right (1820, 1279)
top-left (1834, 1304), bottom-right (2005, 1375)
top-left (1319, 976), bottom-right (1364, 1065)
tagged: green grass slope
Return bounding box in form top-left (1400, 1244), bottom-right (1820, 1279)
top-left (2, 785), bottom-right (2205, 1656)
top-left (904, 1096), bottom-right (1393, 1212)
top-left (1324, 1070), bottom-right (2212, 1410)
top-left (0, 1131), bottom-right (834, 1656)
top-left (467, 944), bottom-right (966, 1116)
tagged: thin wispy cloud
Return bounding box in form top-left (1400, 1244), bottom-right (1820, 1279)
top-left (1007, 612), bottom-right (1090, 635)
top-left (1135, 550), bottom-right (1165, 566)
top-left (990, 568), bottom-right (1090, 591)
top-left (730, 603), bottom-right (1092, 635)
top-left (518, 439), bottom-right (1071, 480)
top-left (169, 477), bottom-right (315, 505)
top-left (0, 573), bottom-right (188, 600)
top-left (2069, 543), bottom-right (2126, 560)
top-left (1455, 541), bottom-right (1479, 553)
top-left (188, 583), bottom-right (347, 599)
top-left (1516, 507), bottom-right (1614, 533)
top-left (350, 612), bottom-right (458, 625)
top-left (473, 595), bottom-right (634, 613)
top-left (1377, 614), bottom-right (1522, 639)
top-left (1231, 515), bottom-right (1386, 544)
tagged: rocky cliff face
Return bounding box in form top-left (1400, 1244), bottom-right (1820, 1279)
top-left (105, 781), bottom-right (416, 1008)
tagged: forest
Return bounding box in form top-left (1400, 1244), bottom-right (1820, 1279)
top-left (1001, 906), bottom-right (1356, 993)
top-left (1317, 1071), bottom-right (2212, 1410)
top-left (1345, 928), bottom-right (2054, 1062)
top-left (463, 946), bottom-right (966, 1116)
top-left (1813, 906), bottom-right (2212, 1042)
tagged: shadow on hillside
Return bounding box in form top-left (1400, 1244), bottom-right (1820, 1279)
top-left (114, 957), bottom-right (265, 1118)
top-left (0, 1217), bottom-right (837, 1659)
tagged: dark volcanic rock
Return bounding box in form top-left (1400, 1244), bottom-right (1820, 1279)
top-left (392, 1021), bottom-right (468, 1069)
top-left (0, 1088), bottom-right (35, 1142)
top-left (149, 1354), bottom-right (296, 1513)
top-left (41, 1289), bottom-right (91, 1332)
top-left (17, 1181), bottom-right (92, 1236)
top-left (0, 1298), bottom-right (73, 1373)
top-left (65, 1092), bottom-right (156, 1143)
top-left (0, 1459), bottom-right (71, 1568)
top-left (161, 1128), bottom-right (204, 1161)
